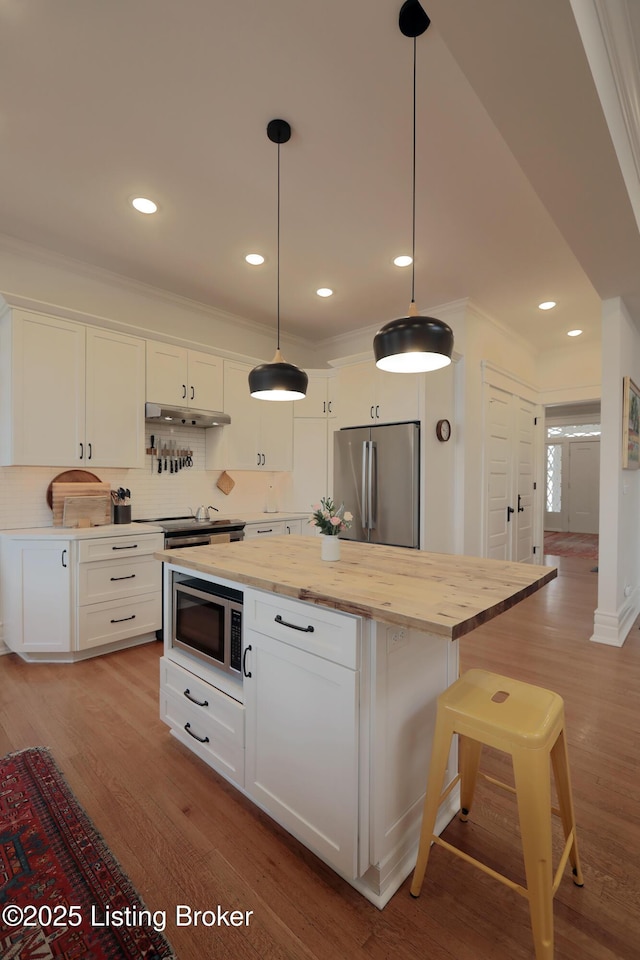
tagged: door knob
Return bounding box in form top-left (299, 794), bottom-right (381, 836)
top-left (507, 506), bottom-right (515, 522)
top-left (518, 494), bottom-right (524, 513)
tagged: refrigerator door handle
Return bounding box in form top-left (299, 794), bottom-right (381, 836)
top-left (368, 441), bottom-right (377, 530)
top-left (361, 440), bottom-right (369, 529)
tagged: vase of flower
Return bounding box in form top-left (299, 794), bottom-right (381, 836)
top-left (320, 534), bottom-right (341, 562)
top-left (309, 497), bottom-right (353, 562)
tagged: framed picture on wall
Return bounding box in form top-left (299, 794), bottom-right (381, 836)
top-left (622, 376), bottom-right (640, 469)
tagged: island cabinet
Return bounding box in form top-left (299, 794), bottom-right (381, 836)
top-left (243, 589), bottom-right (361, 878)
top-left (156, 538), bottom-right (555, 907)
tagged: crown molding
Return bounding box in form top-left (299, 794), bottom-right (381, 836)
top-left (571, 0), bottom-right (640, 232)
top-left (0, 232), bottom-right (316, 352)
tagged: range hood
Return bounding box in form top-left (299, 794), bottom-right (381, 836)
top-left (145, 402), bottom-right (231, 427)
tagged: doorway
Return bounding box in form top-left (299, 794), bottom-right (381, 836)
top-left (544, 406), bottom-right (600, 534)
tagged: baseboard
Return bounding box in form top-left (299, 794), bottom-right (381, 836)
top-left (591, 596), bottom-right (639, 647)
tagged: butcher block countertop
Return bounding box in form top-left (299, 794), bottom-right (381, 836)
top-left (156, 535), bottom-right (556, 640)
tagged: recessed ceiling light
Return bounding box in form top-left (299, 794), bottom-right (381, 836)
top-left (538, 301), bottom-right (556, 310)
top-left (131, 196), bottom-right (158, 215)
top-left (316, 288), bottom-right (333, 298)
top-left (245, 253), bottom-right (265, 265)
top-left (567, 329), bottom-right (583, 337)
top-left (393, 255), bottom-right (413, 267)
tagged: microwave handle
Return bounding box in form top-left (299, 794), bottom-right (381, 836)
top-left (242, 644), bottom-right (252, 678)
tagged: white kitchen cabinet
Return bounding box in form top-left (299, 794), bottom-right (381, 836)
top-left (284, 519), bottom-right (303, 535)
top-left (1, 539), bottom-right (72, 654)
top-left (243, 590), bottom-right (360, 878)
top-left (146, 341), bottom-right (223, 412)
top-left (0, 530), bottom-right (163, 661)
top-left (160, 656), bottom-right (245, 787)
top-left (207, 360), bottom-right (292, 470)
top-left (243, 520), bottom-right (287, 539)
top-left (293, 373), bottom-right (338, 419)
top-left (337, 360), bottom-right (422, 427)
top-left (0, 308), bottom-right (145, 468)
top-left (292, 419), bottom-right (329, 512)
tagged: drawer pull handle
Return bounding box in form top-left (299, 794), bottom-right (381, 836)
top-left (257, 528), bottom-right (273, 534)
top-left (183, 688), bottom-right (209, 707)
top-left (184, 722), bottom-right (209, 744)
top-left (110, 574), bottom-right (136, 581)
top-left (112, 544), bottom-right (139, 550)
top-left (274, 614), bottom-right (314, 633)
top-left (110, 614), bottom-right (136, 623)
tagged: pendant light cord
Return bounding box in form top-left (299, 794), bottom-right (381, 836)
top-left (411, 35), bottom-right (416, 306)
top-left (276, 140), bottom-right (281, 350)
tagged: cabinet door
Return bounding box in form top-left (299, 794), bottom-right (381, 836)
top-left (292, 419), bottom-right (328, 512)
top-left (146, 341), bottom-right (189, 406)
top-left (244, 521), bottom-right (286, 539)
top-left (10, 311), bottom-right (85, 466)
top-left (374, 367), bottom-right (421, 424)
top-left (85, 328), bottom-right (145, 467)
top-left (293, 376), bottom-right (328, 418)
top-left (260, 401), bottom-right (293, 471)
top-left (18, 541), bottom-right (72, 652)
top-left (336, 362), bottom-right (375, 427)
top-left (223, 361), bottom-right (260, 468)
top-left (187, 350), bottom-right (223, 412)
top-left (244, 631), bottom-right (359, 878)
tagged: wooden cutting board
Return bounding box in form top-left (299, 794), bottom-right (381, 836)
top-left (52, 482), bottom-right (111, 526)
top-left (46, 470), bottom-right (101, 509)
top-left (62, 495), bottom-right (111, 528)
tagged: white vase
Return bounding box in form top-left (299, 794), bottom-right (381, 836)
top-left (320, 534), bottom-right (341, 561)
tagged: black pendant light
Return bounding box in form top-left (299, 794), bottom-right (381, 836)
top-left (249, 119), bottom-right (308, 401)
top-left (373, 0), bottom-right (454, 373)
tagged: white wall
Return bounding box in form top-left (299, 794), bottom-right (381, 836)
top-left (593, 297), bottom-right (640, 645)
top-left (537, 338), bottom-right (602, 405)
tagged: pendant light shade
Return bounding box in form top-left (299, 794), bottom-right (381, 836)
top-left (374, 1), bottom-right (454, 374)
top-left (249, 119), bottom-right (308, 401)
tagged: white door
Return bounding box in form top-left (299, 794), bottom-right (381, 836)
top-left (485, 386), bottom-right (537, 562)
top-left (486, 387), bottom-right (512, 560)
top-left (187, 350), bottom-right (223, 412)
top-left (568, 439), bottom-right (600, 534)
top-left (146, 341), bottom-right (189, 406)
top-left (85, 328), bottom-right (145, 468)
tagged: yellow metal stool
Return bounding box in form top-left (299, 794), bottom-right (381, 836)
top-left (410, 669), bottom-right (583, 960)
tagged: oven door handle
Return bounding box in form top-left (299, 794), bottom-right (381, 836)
top-left (165, 535), bottom-right (212, 548)
top-left (242, 644), bottom-right (252, 678)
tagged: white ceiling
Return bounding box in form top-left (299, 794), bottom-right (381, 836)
top-left (1, 0), bottom-right (639, 354)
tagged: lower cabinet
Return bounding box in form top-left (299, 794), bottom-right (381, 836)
top-left (0, 531), bottom-right (163, 660)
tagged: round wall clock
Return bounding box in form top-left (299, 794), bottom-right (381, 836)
top-left (436, 419), bottom-right (451, 442)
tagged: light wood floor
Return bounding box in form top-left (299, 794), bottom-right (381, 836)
top-left (1, 555), bottom-right (638, 959)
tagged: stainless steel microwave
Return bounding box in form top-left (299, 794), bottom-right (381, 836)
top-left (171, 577), bottom-right (243, 674)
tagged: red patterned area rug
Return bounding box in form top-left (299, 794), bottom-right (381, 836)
top-left (0, 746), bottom-right (175, 959)
top-left (543, 531), bottom-right (599, 560)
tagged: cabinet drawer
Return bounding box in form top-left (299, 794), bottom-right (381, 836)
top-left (78, 555), bottom-right (161, 604)
top-left (244, 521), bottom-right (286, 539)
top-left (160, 687), bottom-right (245, 787)
top-left (77, 533), bottom-right (163, 562)
top-left (77, 592), bottom-right (161, 649)
top-left (160, 657), bottom-right (244, 747)
top-left (244, 589), bottom-right (359, 669)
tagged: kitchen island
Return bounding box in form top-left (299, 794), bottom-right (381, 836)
top-left (156, 536), bottom-right (556, 907)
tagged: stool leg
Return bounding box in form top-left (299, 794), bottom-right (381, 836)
top-left (513, 749), bottom-right (555, 960)
top-left (458, 734), bottom-right (483, 822)
top-left (551, 729), bottom-right (584, 886)
top-left (410, 715), bottom-right (455, 898)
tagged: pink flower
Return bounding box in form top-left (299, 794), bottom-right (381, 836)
top-left (330, 516), bottom-right (341, 526)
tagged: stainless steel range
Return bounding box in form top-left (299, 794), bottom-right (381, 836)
top-left (134, 516), bottom-right (245, 549)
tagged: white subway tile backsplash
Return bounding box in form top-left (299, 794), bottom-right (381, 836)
top-left (0, 426), bottom-right (295, 530)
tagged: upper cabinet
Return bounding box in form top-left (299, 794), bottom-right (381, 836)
top-left (206, 360), bottom-right (293, 471)
top-left (146, 341), bottom-right (223, 412)
top-left (0, 308), bottom-right (145, 468)
top-left (336, 361), bottom-right (422, 427)
top-left (293, 374), bottom-right (338, 419)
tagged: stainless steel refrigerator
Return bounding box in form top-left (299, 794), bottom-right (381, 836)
top-left (333, 422), bottom-right (420, 547)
